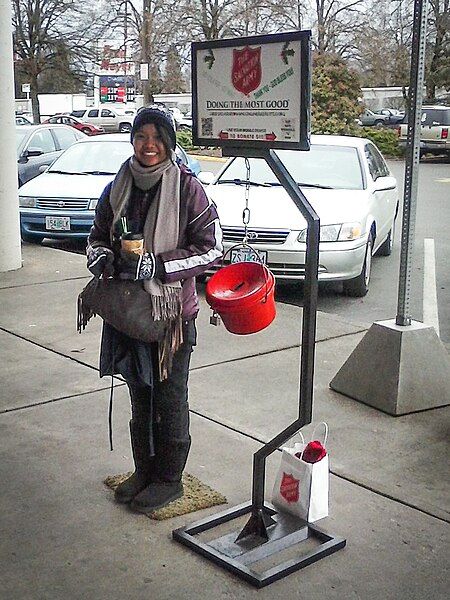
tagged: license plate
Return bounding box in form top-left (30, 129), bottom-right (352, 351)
top-left (46, 216), bottom-right (70, 231)
top-left (230, 248), bottom-right (267, 264)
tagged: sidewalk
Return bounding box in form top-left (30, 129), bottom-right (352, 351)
top-left (0, 244), bottom-right (448, 599)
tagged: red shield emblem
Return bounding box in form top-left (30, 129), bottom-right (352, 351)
top-left (280, 472), bottom-right (300, 503)
top-left (231, 46), bottom-right (262, 95)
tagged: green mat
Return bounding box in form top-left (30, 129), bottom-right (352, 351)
top-left (104, 472), bottom-right (227, 520)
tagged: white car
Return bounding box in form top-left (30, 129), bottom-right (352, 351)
top-left (204, 135), bottom-right (399, 297)
top-left (18, 134), bottom-right (202, 243)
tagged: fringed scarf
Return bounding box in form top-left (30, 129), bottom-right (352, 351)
top-left (109, 152), bottom-right (183, 381)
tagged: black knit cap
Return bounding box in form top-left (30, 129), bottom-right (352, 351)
top-left (131, 107), bottom-right (177, 149)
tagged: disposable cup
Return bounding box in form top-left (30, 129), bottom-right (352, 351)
top-left (121, 233), bottom-right (144, 255)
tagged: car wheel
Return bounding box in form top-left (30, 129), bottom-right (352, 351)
top-left (119, 123), bottom-right (132, 133)
top-left (343, 233), bottom-right (373, 297)
top-left (21, 231), bottom-right (44, 244)
top-left (81, 127), bottom-right (91, 135)
top-left (376, 227), bottom-right (393, 256)
top-left (374, 120), bottom-right (384, 127)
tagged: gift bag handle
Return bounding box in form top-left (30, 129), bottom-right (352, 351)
top-left (296, 431), bottom-right (305, 446)
top-left (311, 421), bottom-right (328, 445)
top-left (298, 422), bottom-right (328, 462)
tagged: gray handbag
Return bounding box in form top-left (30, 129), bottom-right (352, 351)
top-left (77, 277), bottom-right (167, 343)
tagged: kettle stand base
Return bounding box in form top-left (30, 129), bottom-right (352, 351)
top-left (173, 501), bottom-right (346, 588)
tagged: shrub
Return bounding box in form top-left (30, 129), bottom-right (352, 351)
top-left (358, 126), bottom-right (403, 157)
top-left (176, 129), bottom-right (195, 151)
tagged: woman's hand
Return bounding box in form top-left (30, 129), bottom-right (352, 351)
top-left (117, 250), bottom-right (156, 281)
top-left (87, 245), bottom-right (114, 278)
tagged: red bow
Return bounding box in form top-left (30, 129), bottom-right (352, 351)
top-left (295, 440), bottom-right (327, 463)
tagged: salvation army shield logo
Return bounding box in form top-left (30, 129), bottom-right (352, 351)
top-left (280, 472), bottom-right (300, 503)
top-left (231, 46), bottom-right (262, 95)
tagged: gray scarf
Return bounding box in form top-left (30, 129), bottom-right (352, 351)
top-left (109, 152), bottom-right (183, 380)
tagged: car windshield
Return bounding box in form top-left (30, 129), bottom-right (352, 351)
top-left (48, 140), bottom-right (133, 174)
top-left (217, 145), bottom-right (364, 190)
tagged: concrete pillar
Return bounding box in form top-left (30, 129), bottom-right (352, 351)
top-left (0, 0), bottom-right (22, 272)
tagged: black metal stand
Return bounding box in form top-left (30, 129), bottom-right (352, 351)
top-left (173, 147), bottom-right (346, 586)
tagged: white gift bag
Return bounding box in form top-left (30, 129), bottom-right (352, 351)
top-left (272, 423), bottom-right (329, 523)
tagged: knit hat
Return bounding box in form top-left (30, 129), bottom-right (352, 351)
top-left (131, 107), bottom-right (177, 149)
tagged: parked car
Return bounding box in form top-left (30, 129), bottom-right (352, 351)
top-left (70, 107), bottom-right (134, 132)
top-left (43, 114), bottom-right (104, 135)
top-left (398, 105), bottom-right (450, 157)
top-left (202, 135), bottom-right (399, 297)
top-left (19, 134), bottom-right (202, 243)
top-left (378, 108), bottom-right (405, 126)
top-left (177, 113), bottom-right (193, 131)
top-left (16, 115), bottom-right (33, 126)
top-left (16, 124), bottom-right (85, 186)
top-left (359, 109), bottom-right (390, 127)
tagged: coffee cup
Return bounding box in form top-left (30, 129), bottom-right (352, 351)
top-left (121, 233), bottom-right (144, 255)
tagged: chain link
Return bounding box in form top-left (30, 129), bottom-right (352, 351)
top-left (242, 157), bottom-right (251, 243)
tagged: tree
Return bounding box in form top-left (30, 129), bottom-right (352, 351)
top-left (12, 0), bottom-right (114, 122)
top-left (162, 46), bottom-right (187, 93)
top-left (311, 52), bottom-right (362, 134)
top-left (34, 42), bottom-right (85, 94)
top-left (426, 0), bottom-right (450, 100)
top-left (352, 0), bottom-right (412, 87)
top-left (139, 0), bottom-right (186, 102)
top-left (311, 0), bottom-right (366, 56)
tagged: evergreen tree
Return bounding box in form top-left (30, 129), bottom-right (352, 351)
top-left (311, 53), bottom-right (362, 135)
top-left (162, 46), bottom-right (187, 93)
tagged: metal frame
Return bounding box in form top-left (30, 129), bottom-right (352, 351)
top-left (173, 147), bottom-right (346, 587)
top-left (173, 502), bottom-right (346, 588)
top-left (191, 30), bottom-right (312, 150)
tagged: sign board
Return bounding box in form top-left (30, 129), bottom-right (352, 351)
top-left (140, 63), bottom-right (149, 81)
top-left (22, 83), bottom-right (30, 93)
top-left (192, 31), bottom-right (311, 150)
top-left (99, 75), bottom-right (135, 103)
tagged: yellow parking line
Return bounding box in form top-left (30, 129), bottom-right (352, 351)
top-left (190, 154), bottom-right (227, 163)
top-left (436, 178), bottom-right (450, 183)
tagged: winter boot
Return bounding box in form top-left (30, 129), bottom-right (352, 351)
top-left (130, 438), bottom-right (191, 514)
top-left (114, 420), bottom-right (156, 504)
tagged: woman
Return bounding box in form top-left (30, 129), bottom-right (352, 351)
top-left (86, 107), bottom-right (223, 513)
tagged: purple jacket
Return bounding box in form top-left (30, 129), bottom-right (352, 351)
top-left (88, 164), bottom-right (223, 319)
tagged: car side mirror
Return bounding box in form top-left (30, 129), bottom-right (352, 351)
top-left (373, 176), bottom-right (397, 192)
top-left (197, 171), bottom-right (215, 185)
top-left (25, 148), bottom-right (44, 158)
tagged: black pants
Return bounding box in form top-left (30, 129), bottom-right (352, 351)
top-left (127, 319), bottom-right (197, 457)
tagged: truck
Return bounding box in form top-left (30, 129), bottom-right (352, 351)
top-left (397, 105), bottom-right (450, 157)
top-left (70, 107), bottom-right (134, 133)
top-left (38, 94), bottom-right (87, 120)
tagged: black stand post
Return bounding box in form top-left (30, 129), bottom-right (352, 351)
top-left (173, 148), bottom-right (346, 587)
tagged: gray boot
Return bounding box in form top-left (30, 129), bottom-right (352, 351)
top-left (114, 421), bottom-right (155, 504)
top-left (130, 438), bottom-right (191, 514)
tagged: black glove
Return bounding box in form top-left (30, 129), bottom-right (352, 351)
top-left (117, 250), bottom-right (156, 281)
top-left (87, 245), bottom-right (114, 278)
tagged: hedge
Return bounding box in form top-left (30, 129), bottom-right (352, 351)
top-left (358, 126), bottom-right (404, 157)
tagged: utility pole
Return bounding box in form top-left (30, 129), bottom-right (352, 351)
top-left (123, 0), bottom-right (128, 103)
top-left (142, 0), bottom-right (153, 104)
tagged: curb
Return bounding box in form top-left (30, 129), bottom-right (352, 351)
top-left (190, 155), bottom-right (227, 163)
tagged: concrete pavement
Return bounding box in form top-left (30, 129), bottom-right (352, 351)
top-left (0, 244), bottom-right (448, 599)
